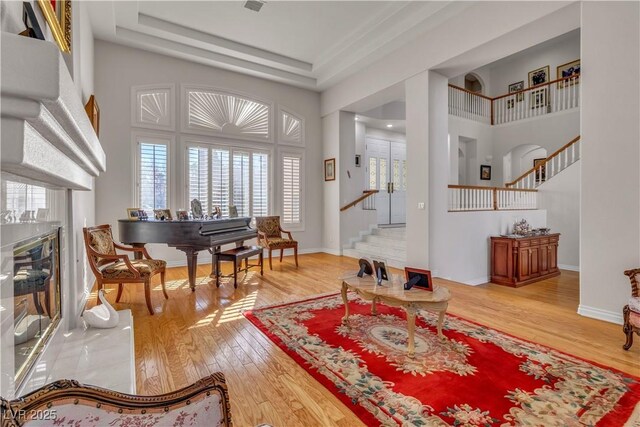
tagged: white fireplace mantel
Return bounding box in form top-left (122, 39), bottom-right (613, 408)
top-left (1, 33), bottom-right (106, 190)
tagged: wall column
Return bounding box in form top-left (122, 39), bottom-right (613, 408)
top-left (579, 2), bottom-right (640, 323)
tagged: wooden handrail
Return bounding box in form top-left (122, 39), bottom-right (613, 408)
top-left (505, 135), bottom-right (580, 187)
top-left (448, 185), bottom-right (537, 193)
top-left (492, 74), bottom-right (580, 101)
top-left (448, 84), bottom-right (493, 101)
top-left (340, 190), bottom-right (379, 212)
top-left (449, 74), bottom-right (581, 103)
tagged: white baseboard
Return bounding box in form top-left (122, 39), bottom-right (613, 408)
top-left (559, 264), bottom-right (580, 272)
top-left (462, 277), bottom-right (489, 286)
top-left (577, 304), bottom-right (623, 325)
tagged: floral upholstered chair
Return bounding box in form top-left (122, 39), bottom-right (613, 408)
top-left (255, 216), bottom-right (298, 270)
top-left (0, 373), bottom-right (232, 426)
top-left (623, 268), bottom-right (640, 350)
top-left (83, 224), bottom-right (167, 315)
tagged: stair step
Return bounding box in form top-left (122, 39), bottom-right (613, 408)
top-left (354, 242), bottom-right (407, 257)
top-left (372, 227), bottom-right (406, 238)
top-left (363, 234), bottom-right (406, 249)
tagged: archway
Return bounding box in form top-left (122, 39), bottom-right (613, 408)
top-left (464, 73), bottom-right (485, 94)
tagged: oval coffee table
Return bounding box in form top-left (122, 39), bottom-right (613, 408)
top-left (341, 275), bottom-right (451, 358)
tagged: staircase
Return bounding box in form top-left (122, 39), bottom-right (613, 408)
top-left (507, 136), bottom-right (580, 189)
top-left (343, 227), bottom-right (406, 268)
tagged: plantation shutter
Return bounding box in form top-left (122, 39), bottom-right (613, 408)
top-left (187, 147), bottom-right (209, 214)
top-left (211, 148), bottom-right (230, 217)
top-left (232, 151), bottom-right (250, 217)
top-left (138, 142), bottom-right (168, 214)
top-left (282, 155), bottom-right (301, 224)
top-left (252, 153), bottom-right (269, 217)
top-left (4, 181), bottom-right (47, 213)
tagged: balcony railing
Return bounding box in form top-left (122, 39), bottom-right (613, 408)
top-left (448, 73), bottom-right (580, 125)
top-left (448, 185), bottom-right (537, 212)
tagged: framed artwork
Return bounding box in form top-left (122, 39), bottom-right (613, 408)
top-left (528, 66), bottom-right (549, 88)
top-left (127, 208), bottom-right (141, 221)
top-left (357, 258), bottom-right (373, 278)
top-left (213, 206), bottom-right (222, 219)
top-left (373, 260), bottom-right (388, 284)
top-left (176, 210), bottom-right (189, 220)
top-left (153, 209), bottom-right (172, 220)
top-left (324, 158), bottom-right (336, 181)
top-left (190, 198), bottom-right (203, 218)
top-left (404, 268), bottom-right (433, 291)
top-left (557, 59), bottom-right (580, 88)
top-left (228, 205), bottom-right (238, 218)
top-left (533, 158), bottom-right (546, 182)
top-left (480, 165), bottom-right (491, 180)
top-left (84, 95), bottom-right (100, 137)
top-left (37, 0), bottom-right (71, 53)
top-left (507, 81), bottom-right (524, 109)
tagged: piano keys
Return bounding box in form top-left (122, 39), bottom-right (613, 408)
top-left (118, 217), bottom-right (257, 290)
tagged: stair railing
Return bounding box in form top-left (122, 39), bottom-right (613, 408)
top-left (448, 73), bottom-right (580, 125)
top-left (340, 190), bottom-right (379, 212)
top-left (448, 185), bottom-right (537, 212)
top-left (506, 135), bottom-right (581, 189)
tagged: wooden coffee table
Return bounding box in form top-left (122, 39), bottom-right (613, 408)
top-left (341, 275), bottom-right (451, 358)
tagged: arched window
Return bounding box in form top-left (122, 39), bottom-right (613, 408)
top-left (131, 85), bottom-right (175, 130)
top-left (464, 73), bottom-right (484, 94)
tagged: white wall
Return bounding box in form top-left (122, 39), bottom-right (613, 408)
top-left (365, 127), bottom-right (406, 143)
top-left (448, 116), bottom-right (493, 186)
top-left (322, 112), bottom-right (340, 254)
top-left (538, 161), bottom-right (579, 270)
top-left (579, 2), bottom-right (640, 324)
top-left (94, 41), bottom-right (323, 265)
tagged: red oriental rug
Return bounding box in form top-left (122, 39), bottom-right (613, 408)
top-left (244, 293), bottom-right (640, 426)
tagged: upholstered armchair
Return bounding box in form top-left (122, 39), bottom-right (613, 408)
top-left (623, 268), bottom-right (640, 350)
top-left (0, 373), bottom-right (232, 426)
top-left (255, 216), bottom-right (298, 270)
top-left (83, 224), bottom-right (167, 315)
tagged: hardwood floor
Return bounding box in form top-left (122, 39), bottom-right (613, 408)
top-left (88, 253), bottom-right (640, 427)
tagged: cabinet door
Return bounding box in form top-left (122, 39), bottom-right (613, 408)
top-left (540, 245), bottom-right (549, 275)
top-left (518, 248), bottom-right (531, 281)
top-left (492, 240), bottom-right (513, 282)
top-left (549, 244), bottom-right (558, 272)
top-left (530, 247), bottom-right (540, 277)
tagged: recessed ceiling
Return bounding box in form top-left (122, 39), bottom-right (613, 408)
top-left (88, 1), bottom-right (460, 91)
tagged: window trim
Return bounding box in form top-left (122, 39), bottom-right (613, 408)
top-left (279, 148), bottom-right (305, 232)
top-left (278, 106), bottom-right (305, 147)
top-left (182, 137), bottom-right (273, 218)
top-left (131, 84), bottom-right (175, 131)
top-left (181, 84), bottom-right (274, 143)
top-left (132, 132), bottom-right (173, 212)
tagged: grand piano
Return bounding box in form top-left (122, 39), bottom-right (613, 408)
top-left (118, 217), bottom-right (257, 291)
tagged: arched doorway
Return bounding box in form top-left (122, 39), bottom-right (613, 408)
top-left (464, 73), bottom-right (484, 94)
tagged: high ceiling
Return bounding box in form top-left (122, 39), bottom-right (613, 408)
top-left (87, 1), bottom-right (460, 91)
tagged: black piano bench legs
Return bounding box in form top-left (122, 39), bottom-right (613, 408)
top-left (216, 246), bottom-right (264, 288)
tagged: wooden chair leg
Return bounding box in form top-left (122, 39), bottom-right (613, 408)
top-left (260, 252), bottom-right (264, 276)
top-left (623, 306), bottom-right (634, 350)
top-left (623, 327), bottom-right (634, 350)
top-left (161, 271), bottom-right (168, 299)
top-left (144, 281), bottom-right (154, 315)
top-left (294, 245), bottom-right (298, 267)
top-left (280, 249), bottom-right (284, 262)
top-left (268, 249), bottom-right (273, 270)
top-left (116, 284), bottom-right (124, 302)
top-left (32, 292), bottom-right (45, 315)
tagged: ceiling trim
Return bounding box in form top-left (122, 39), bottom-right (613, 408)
top-left (114, 26), bottom-right (317, 88)
top-left (137, 13), bottom-right (313, 73)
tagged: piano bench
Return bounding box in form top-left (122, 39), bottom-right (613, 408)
top-left (216, 245), bottom-right (264, 288)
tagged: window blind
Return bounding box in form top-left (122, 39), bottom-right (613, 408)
top-left (232, 151), bottom-right (250, 217)
top-left (252, 153), bottom-right (269, 217)
top-left (188, 147), bottom-right (209, 214)
top-left (211, 148), bottom-right (230, 217)
top-left (138, 142), bottom-right (168, 214)
top-left (282, 155), bottom-right (301, 224)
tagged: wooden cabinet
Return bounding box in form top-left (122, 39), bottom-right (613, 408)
top-left (491, 234), bottom-right (560, 287)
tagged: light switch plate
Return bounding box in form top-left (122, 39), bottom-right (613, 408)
top-left (418, 202), bottom-right (425, 209)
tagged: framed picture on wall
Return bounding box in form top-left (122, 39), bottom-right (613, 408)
top-left (533, 158), bottom-right (546, 182)
top-left (324, 158), bottom-right (336, 181)
top-left (508, 81), bottom-right (525, 108)
top-left (528, 66), bottom-right (550, 87)
top-left (480, 165), bottom-right (492, 180)
top-left (557, 59), bottom-right (580, 88)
